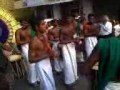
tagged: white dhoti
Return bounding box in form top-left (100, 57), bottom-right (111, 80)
top-left (21, 43), bottom-right (38, 84)
top-left (35, 58), bottom-right (56, 90)
top-left (104, 82), bottom-right (120, 90)
top-left (85, 37), bottom-right (97, 58)
top-left (52, 41), bottom-right (63, 72)
top-left (61, 43), bottom-right (78, 85)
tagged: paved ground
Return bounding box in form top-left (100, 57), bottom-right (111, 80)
top-left (12, 73), bottom-right (92, 90)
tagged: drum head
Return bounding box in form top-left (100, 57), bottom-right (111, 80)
top-left (0, 19), bottom-right (9, 43)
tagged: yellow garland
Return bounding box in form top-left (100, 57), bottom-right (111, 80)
top-left (0, 7), bottom-right (20, 43)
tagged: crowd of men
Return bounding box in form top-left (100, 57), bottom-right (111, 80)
top-left (1, 13), bottom-right (120, 90)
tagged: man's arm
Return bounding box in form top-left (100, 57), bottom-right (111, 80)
top-left (43, 35), bottom-right (55, 57)
top-left (15, 30), bottom-right (30, 45)
top-left (2, 43), bottom-right (12, 51)
top-left (26, 34), bottom-right (31, 43)
top-left (82, 46), bottom-right (99, 75)
top-left (15, 30), bottom-right (23, 45)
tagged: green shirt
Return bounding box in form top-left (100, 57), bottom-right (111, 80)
top-left (97, 37), bottom-right (120, 90)
top-left (28, 27), bottom-right (36, 38)
top-left (76, 21), bottom-right (81, 35)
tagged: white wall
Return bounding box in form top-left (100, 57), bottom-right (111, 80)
top-left (0, 0), bottom-right (14, 10)
top-left (82, 0), bottom-right (93, 19)
top-left (53, 4), bottom-right (61, 19)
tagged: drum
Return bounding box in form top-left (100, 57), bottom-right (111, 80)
top-left (8, 55), bottom-right (22, 62)
top-left (8, 54), bottom-right (25, 79)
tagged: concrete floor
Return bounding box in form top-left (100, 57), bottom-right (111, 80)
top-left (12, 73), bottom-right (91, 90)
top-left (10, 52), bottom-right (92, 90)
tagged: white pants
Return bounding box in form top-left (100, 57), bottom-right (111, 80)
top-left (35, 58), bottom-right (56, 90)
top-left (104, 82), bottom-right (120, 90)
top-left (62, 43), bottom-right (78, 85)
top-left (52, 41), bottom-right (63, 72)
top-left (21, 44), bottom-right (38, 84)
top-left (85, 37), bottom-right (97, 58)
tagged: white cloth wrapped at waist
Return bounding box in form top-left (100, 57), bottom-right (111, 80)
top-left (114, 24), bottom-right (120, 37)
top-left (8, 55), bottom-right (22, 62)
top-left (104, 82), bottom-right (120, 90)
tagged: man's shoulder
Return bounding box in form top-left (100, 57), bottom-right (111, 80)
top-left (106, 21), bottom-right (112, 26)
top-left (16, 29), bottom-right (21, 33)
top-left (31, 36), bottom-right (37, 41)
top-left (30, 37), bottom-right (39, 44)
top-left (98, 37), bottom-right (118, 44)
top-left (16, 28), bottom-right (25, 33)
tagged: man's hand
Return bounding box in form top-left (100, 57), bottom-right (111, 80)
top-left (58, 43), bottom-right (62, 48)
top-left (49, 49), bottom-right (59, 59)
top-left (79, 63), bottom-right (92, 76)
top-left (80, 46), bottom-right (99, 76)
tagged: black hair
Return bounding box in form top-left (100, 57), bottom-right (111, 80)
top-left (34, 16), bottom-right (44, 26)
top-left (50, 19), bottom-right (56, 25)
top-left (29, 15), bottom-right (44, 32)
top-left (80, 17), bottom-right (86, 23)
top-left (50, 19), bottom-right (58, 26)
top-left (88, 13), bottom-right (95, 19)
top-left (60, 16), bottom-right (75, 26)
top-left (19, 19), bottom-right (29, 25)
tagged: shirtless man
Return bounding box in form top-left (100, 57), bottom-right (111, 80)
top-left (59, 17), bottom-right (78, 90)
top-left (15, 20), bottom-right (38, 86)
top-left (48, 19), bottom-right (60, 41)
top-left (48, 19), bottom-right (63, 73)
top-left (29, 17), bottom-right (56, 90)
top-left (83, 14), bottom-right (99, 58)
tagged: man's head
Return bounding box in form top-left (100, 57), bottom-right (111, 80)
top-left (51, 19), bottom-right (59, 27)
top-left (88, 14), bottom-right (96, 23)
top-left (20, 20), bottom-right (29, 29)
top-left (67, 16), bottom-right (75, 24)
top-left (35, 17), bottom-right (47, 33)
top-left (101, 15), bottom-right (109, 23)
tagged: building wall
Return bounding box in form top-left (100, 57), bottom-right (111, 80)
top-left (53, 4), bottom-right (62, 19)
top-left (1, 0), bottom-right (93, 20)
top-left (82, 0), bottom-right (93, 18)
top-left (0, 0), bottom-right (14, 10)
top-left (93, 0), bottom-right (120, 19)
top-left (11, 8), bottom-right (33, 20)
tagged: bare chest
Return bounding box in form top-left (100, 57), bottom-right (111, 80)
top-left (20, 30), bottom-right (30, 39)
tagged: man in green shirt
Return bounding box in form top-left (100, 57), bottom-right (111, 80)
top-left (81, 35), bottom-right (120, 90)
